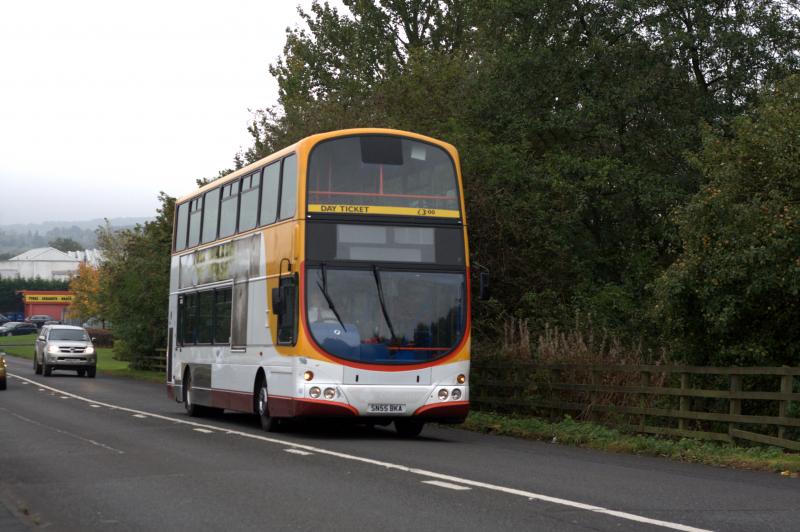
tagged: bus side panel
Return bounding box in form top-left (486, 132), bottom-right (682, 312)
top-left (209, 277), bottom-right (270, 410)
top-left (167, 256), bottom-right (181, 398)
top-left (247, 278), bottom-right (270, 348)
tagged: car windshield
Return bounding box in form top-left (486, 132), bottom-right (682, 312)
top-left (306, 267), bottom-right (466, 365)
top-left (49, 329), bottom-right (90, 342)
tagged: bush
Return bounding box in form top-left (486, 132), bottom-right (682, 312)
top-left (86, 328), bottom-right (113, 348)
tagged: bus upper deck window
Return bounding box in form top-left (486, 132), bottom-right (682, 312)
top-left (174, 202), bottom-right (188, 251)
top-left (260, 162), bottom-right (280, 226)
top-left (187, 198), bottom-right (202, 248)
top-left (279, 154), bottom-right (297, 220)
top-left (201, 188), bottom-right (220, 244)
top-left (219, 182), bottom-right (240, 238)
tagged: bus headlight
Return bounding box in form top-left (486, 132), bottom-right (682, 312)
top-left (451, 388), bottom-right (462, 400)
top-left (438, 389), bottom-right (449, 400)
top-left (309, 386), bottom-right (321, 398)
top-left (323, 387), bottom-right (336, 400)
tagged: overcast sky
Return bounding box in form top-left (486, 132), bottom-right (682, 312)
top-left (0, 0), bottom-right (328, 225)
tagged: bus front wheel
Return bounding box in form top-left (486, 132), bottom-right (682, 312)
top-left (394, 419), bottom-right (424, 438)
top-left (256, 379), bottom-right (282, 432)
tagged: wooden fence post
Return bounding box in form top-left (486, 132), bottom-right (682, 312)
top-left (778, 374), bottom-right (792, 440)
top-left (679, 373), bottom-right (690, 431)
top-left (549, 368), bottom-right (562, 421)
top-left (729, 374), bottom-right (742, 437)
top-left (589, 369), bottom-right (600, 422)
top-left (639, 370), bottom-right (650, 432)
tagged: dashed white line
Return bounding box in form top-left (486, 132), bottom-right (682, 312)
top-left (132, 414), bottom-right (147, 418)
top-left (0, 406), bottom-right (124, 455)
top-left (8, 372), bottom-right (711, 532)
top-left (285, 448), bottom-right (313, 456)
top-left (423, 480), bottom-right (471, 491)
top-left (90, 404), bottom-right (101, 408)
top-left (193, 428), bottom-right (214, 434)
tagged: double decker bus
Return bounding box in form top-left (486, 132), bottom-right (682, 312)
top-left (167, 128), bottom-right (471, 436)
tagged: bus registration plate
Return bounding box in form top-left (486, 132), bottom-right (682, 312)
top-left (368, 403), bottom-right (406, 414)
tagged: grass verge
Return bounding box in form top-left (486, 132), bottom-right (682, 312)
top-left (0, 333), bottom-right (163, 383)
top-left (461, 411), bottom-right (800, 475)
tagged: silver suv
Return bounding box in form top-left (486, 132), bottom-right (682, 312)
top-left (34, 325), bottom-right (97, 378)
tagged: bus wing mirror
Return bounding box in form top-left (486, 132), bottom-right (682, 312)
top-left (478, 272), bottom-right (491, 301)
top-left (271, 287), bottom-right (283, 315)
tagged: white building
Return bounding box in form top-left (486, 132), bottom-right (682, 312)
top-left (0, 247), bottom-right (102, 281)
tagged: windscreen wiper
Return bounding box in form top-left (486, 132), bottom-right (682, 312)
top-left (372, 265), bottom-right (398, 343)
top-left (316, 263), bottom-right (346, 332)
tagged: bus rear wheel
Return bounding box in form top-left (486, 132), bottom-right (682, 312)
top-left (256, 379), bottom-right (282, 432)
top-left (184, 371), bottom-right (206, 417)
top-left (394, 419), bottom-right (424, 438)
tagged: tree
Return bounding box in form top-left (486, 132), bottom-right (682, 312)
top-left (655, 75), bottom-right (800, 366)
top-left (95, 193), bottom-right (174, 365)
top-left (48, 237), bottom-right (84, 252)
top-left (68, 263), bottom-right (102, 322)
top-left (235, 0), bottom-right (800, 353)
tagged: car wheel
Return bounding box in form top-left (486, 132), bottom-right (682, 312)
top-left (43, 362), bottom-right (52, 377)
top-left (0, 377), bottom-right (6, 390)
top-left (256, 377), bottom-right (282, 432)
top-left (87, 367), bottom-right (96, 378)
top-left (34, 355), bottom-right (41, 374)
top-left (5, 332), bottom-right (11, 337)
top-left (394, 419), bottom-right (424, 438)
top-left (78, 369), bottom-right (86, 377)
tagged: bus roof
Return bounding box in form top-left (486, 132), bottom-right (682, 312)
top-left (176, 128), bottom-right (457, 205)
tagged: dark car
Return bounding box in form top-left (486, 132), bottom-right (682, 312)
top-left (27, 315), bottom-right (54, 329)
top-left (0, 322), bottom-right (38, 336)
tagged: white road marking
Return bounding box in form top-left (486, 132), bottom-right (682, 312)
top-left (193, 428), bottom-right (214, 434)
top-left (90, 404), bottom-right (101, 408)
top-left (132, 414), bottom-right (147, 418)
top-left (285, 448), bottom-right (313, 456)
top-left (0, 406), bottom-right (124, 455)
top-left (60, 396), bottom-right (69, 399)
top-left (423, 480), bottom-right (471, 491)
top-left (8, 372), bottom-right (710, 532)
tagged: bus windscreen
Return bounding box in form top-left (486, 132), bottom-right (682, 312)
top-left (307, 135), bottom-right (460, 218)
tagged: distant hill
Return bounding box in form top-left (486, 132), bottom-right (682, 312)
top-left (0, 217), bottom-right (151, 234)
top-left (0, 217), bottom-right (152, 259)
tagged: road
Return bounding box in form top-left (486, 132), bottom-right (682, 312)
top-left (0, 354), bottom-right (797, 531)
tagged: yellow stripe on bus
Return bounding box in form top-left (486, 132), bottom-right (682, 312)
top-left (308, 204), bottom-right (460, 218)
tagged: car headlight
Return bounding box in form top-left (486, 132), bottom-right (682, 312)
top-left (47, 345), bottom-right (59, 354)
top-left (85, 346), bottom-right (95, 354)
